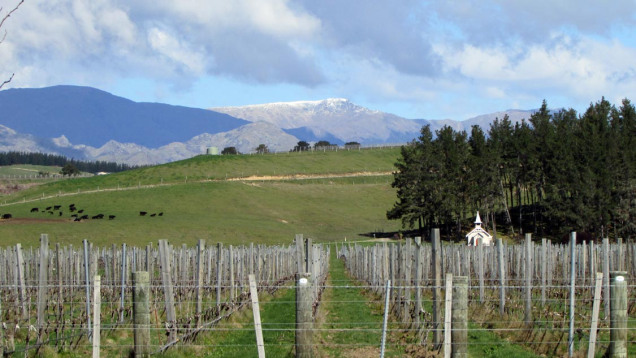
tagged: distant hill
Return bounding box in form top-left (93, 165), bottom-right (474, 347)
top-left (0, 85), bottom-right (249, 148)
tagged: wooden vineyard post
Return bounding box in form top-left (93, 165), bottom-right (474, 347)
top-left (93, 275), bottom-right (101, 358)
top-left (15, 244), bottom-right (27, 319)
top-left (603, 238), bottom-right (610, 319)
top-left (229, 245), bottom-right (235, 302)
top-left (83, 239), bottom-right (92, 341)
top-left (414, 237), bottom-right (423, 329)
top-left (216, 243), bottom-right (223, 307)
top-left (497, 239), bottom-right (505, 315)
top-left (444, 273), bottom-right (453, 358)
top-left (196, 239), bottom-right (205, 328)
top-left (296, 273), bottom-right (313, 358)
top-left (432, 228), bottom-right (442, 347)
top-left (451, 276), bottom-right (468, 358)
top-left (609, 271), bottom-right (628, 358)
top-left (587, 272), bottom-right (603, 358)
top-left (248, 274), bottom-right (265, 358)
top-left (524, 234), bottom-right (532, 326)
top-left (56, 243), bottom-right (63, 324)
top-left (120, 243), bottom-right (127, 323)
top-left (37, 234), bottom-right (49, 345)
top-left (133, 271), bottom-right (150, 358)
top-left (541, 238), bottom-right (547, 306)
top-left (380, 280), bottom-right (391, 358)
top-left (568, 232), bottom-right (576, 357)
top-left (478, 243), bottom-right (484, 304)
top-left (158, 240), bottom-right (177, 342)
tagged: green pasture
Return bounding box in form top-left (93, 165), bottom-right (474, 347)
top-left (0, 148), bottom-right (404, 247)
top-left (0, 164), bottom-right (63, 176)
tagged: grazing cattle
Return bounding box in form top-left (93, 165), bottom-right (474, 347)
top-left (71, 214), bottom-right (78, 218)
top-left (108, 215), bottom-right (116, 220)
top-left (139, 211), bottom-right (147, 216)
top-left (30, 207), bottom-right (39, 213)
top-left (48, 211), bottom-right (54, 215)
top-left (74, 217), bottom-right (81, 222)
top-left (92, 214), bottom-right (104, 219)
top-left (2, 214), bottom-right (11, 219)
top-left (45, 206), bottom-right (52, 210)
top-left (59, 212), bottom-right (63, 216)
top-left (69, 207), bottom-right (76, 212)
top-left (69, 203), bottom-right (75, 208)
top-left (80, 215), bottom-right (89, 220)
top-left (158, 212), bottom-right (164, 216)
top-left (150, 213), bottom-right (156, 217)
top-left (53, 205), bottom-right (61, 210)
top-left (78, 209), bottom-right (84, 213)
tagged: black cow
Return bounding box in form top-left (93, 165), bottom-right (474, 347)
top-left (30, 207), bottom-right (39, 213)
top-left (71, 214), bottom-right (78, 218)
top-left (158, 212), bottom-right (164, 216)
top-left (150, 213), bottom-right (156, 217)
top-left (80, 215), bottom-right (89, 220)
top-left (69, 207), bottom-right (77, 212)
top-left (2, 214), bottom-right (12, 219)
top-left (59, 212), bottom-right (63, 216)
top-left (53, 205), bottom-right (61, 210)
top-left (92, 214), bottom-right (104, 219)
top-left (45, 206), bottom-right (52, 210)
top-left (108, 215), bottom-right (116, 220)
top-left (78, 209), bottom-right (84, 213)
top-left (139, 211), bottom-right (147, 216)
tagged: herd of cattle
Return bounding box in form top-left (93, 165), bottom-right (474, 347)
top-left (15, 203), bottom-right (164, 222)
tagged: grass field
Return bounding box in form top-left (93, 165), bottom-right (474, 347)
top-left (0, 148), bottom-right (403, 247)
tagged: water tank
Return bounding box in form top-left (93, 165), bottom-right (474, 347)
top-left (206, 147), bottom-right (219, 155)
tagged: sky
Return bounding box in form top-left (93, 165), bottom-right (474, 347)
top-left (1, 0), bottom-right (636, 120)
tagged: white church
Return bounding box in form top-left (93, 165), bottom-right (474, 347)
top-left (466, 211), bottom-right (493, 246)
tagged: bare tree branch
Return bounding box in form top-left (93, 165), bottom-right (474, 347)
top-left (0, 0), bottom-right (25, 89)
top-left (0, 0), bottom-right (24, 30)
top-left (0, 72), bottom-right (14, 89)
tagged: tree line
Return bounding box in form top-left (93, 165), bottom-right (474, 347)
top-left (387, 98), bottom-right (636, 242)
top-left (0, 151), bottom-right (140, 173)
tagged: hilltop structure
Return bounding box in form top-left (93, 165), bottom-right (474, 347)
top-left (466, 212), bottom-right (493, 246)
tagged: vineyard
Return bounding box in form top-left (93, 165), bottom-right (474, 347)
top-left (0, 231), bottom-right (633, 357)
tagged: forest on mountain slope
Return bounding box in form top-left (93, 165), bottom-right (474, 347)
top-left (388, 98), bottom-right (636, 242)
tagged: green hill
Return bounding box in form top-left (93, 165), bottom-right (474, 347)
top-left (0, 148), bottom-right (403, 247)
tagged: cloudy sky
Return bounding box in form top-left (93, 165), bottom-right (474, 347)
top-left (2, 0), bottom-right (636, 120)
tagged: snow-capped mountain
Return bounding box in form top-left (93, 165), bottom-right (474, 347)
top-left (0, 85), bottom-right (538, 166)
top-left (212, 98), bottom-right (423, 144)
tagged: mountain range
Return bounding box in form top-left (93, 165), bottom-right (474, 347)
top-left (0, 85), bottom-right (536, 166)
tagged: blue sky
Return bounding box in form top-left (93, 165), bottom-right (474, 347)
top-left (2, 0), bottom-right (636, 120)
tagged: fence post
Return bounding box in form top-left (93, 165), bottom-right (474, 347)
top-left (195, 239), bottom-right (205, 328)
top-left (497, 238), bottom-right (505, 315)
top-left (15, 244), bottom-right (27, 319)
top-left (92, 275), bottom-right (101, 358)
top-left (587, 272), bottom-right (603, 358)
top-left (603, 238), bottom-right (610, 319)
top-left (37, 234), bottom-right (50, 345)
top-left (609, 271), bottom-right (627, 358)
top-left (296, 273), bottom-right (313, 358)
top-left (120, 243), bottom-right (127, 323)
top-left (568, 232), bottom-right (576, 357)
top-left (133, 271), bottom-right (150, 358)
top-left (451, 276), bottom-right (468, 358)
top-left (432, 228), bottom-right (442, 347)
top-left (380, 280), bottom-right (391, 358)
top-left (248, 274), bottom-right (265, 358)
top-left (524, 234), bottom-right (532, 326)
top-left (444, 273), bottom-right (453, 358)
top-left (158, 240), bottom-right (177, 342)
top-left (216, 243), bottom-right (223, 307)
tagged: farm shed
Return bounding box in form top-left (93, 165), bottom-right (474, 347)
top-left (466, 211), bottom-right (493, 246)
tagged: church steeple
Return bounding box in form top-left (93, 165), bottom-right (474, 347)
top-left (474, 211), bottom-right (482, 226)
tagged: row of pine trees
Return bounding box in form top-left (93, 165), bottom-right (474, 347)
top-left (388, 98), bottom-right (635, 242)
top-left (0, 151), bottom-right (139, 173)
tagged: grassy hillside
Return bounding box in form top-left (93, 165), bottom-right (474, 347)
top-left (0, 148), bottom-right (403, 247)
top-left (0, 164), bottom-right (62, 176)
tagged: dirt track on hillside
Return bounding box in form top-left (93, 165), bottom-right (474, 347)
top-left (227, 171), bottom-right (392, 181)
